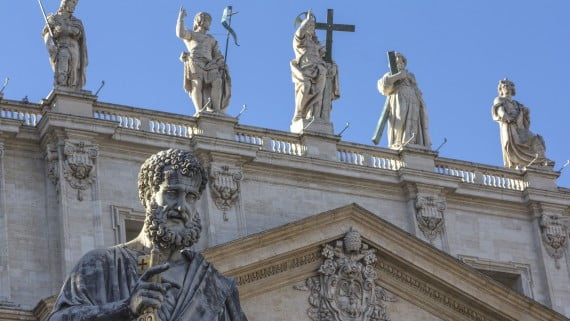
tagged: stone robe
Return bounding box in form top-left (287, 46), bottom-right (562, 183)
top-left (43, 13), bottom-right (88, 89)
top-left (492, 96), bottom-right (548, 168)
top-left (180, 32), bottom-right (231, 112)
top-left (290, 32), bottom-right (339, 121)
top-left (378, 71), bottom-right (430, 149)
top-left (48, 246), bottom-right (248, 321)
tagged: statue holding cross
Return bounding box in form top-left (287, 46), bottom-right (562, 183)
top-left (290, 9), bottom-right (355, 134)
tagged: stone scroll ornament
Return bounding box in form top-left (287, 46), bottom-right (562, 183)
top-left (415, 195), bottom-right (446, 241)
top-left (540, 214), bottom-right (568, 269)
top-left (295, 228), bottom-right (396, 321)
top-left (63, 141), bottom-right (98, 201)
top-left (209, 165), bottom-right (242, 221)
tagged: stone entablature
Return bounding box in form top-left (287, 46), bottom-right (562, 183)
top-left (0, 97), bottom-right (560, 194)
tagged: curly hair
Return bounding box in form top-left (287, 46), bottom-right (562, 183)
top-left (137, 149), bottom-right (207, 209)
top-left (498, 78), bottom-right (516, 96)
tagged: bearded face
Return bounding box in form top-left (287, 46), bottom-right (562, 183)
top-left (144, 199), bottom-right (202, 250)
top-left (143, 170), bottom-right (203, 250)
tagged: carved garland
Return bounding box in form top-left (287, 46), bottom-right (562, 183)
top-left (415, 195), bottom-right (446, 240)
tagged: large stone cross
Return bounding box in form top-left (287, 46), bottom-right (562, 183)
top-left (315, 9), bottom-right (356, 63)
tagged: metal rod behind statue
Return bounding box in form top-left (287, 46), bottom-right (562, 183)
top-left (219, 6), bottom-right (238, 112)
top-left (37, 0), bottom-right (57, 47)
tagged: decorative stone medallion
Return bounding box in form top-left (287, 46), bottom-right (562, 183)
top-left (209, 165), bottom-right (242, 220)
top-left (63, 141), bottom-right (98, 201)
top-left (415, 195), bottom-right (446, 241)
top-left (540, 214), bottom-right (568, 268)
top-left (296, 228), bottom-right (396, 321)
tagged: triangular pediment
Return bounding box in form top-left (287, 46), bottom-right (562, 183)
top-left (204, 203), bottom-right (567, 321)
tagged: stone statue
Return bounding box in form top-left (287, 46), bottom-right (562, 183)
top-left (290, 10), bottom-right (339, 126)
top-left (177, 8), bottom-right (231, 114)
top-left (48, 149), bottom-right (248, 321)
top-left (492, 79), bottom-right (553, 169)
top-left (42, 0), bottom-right (87, 90)
top-left (378, 52), bottom-right (431, 149)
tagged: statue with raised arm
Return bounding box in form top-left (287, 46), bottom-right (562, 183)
top-left (177, 8), bottom-right (231, 114)
top-left (48, 149), bottom-right (248, 321)
top-left (42, 0), bottom-right (87, 90)
top-left (492, 79), bottom-right (553, 169)
top-left (290, 10), bottom-right (339, 125)
top-left (378, 52), bottom-right (430, 149)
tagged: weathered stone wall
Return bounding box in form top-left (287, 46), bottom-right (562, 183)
top-left (0, 95), bottom-right (568, 317)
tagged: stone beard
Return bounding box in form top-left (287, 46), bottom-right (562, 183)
top-left (145, 199), bottom-right (202, 250)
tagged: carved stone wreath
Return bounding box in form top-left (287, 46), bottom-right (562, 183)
top-left (296, 228), bottom-right (396, 321)
top-left (63, 141), bottom-right (98, 201)
top-left (540, 214), bottom-right (568, 268)
top-left (209, 165), bottom-right (242, 220)
top-left (415, 195), bottom-right (446, 241)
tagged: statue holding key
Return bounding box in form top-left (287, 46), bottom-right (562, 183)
top-left (373, 52), bottom-right (431, 150)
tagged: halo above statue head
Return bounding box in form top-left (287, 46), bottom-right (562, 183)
top-left (294, 11), bottom-right (317, 28)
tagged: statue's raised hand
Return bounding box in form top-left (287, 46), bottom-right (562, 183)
top-left (179, 7), bottom-right (187, 19)
top-left (129, 263), bottom-right (177, 316)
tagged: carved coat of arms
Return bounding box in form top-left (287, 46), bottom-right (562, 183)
top-left (540, 214), bottom-right (568, 267)
top-left (415, 195), bottom-right (446, 240)
top-left (297, 228), bottom-right (396, 321)
top-left (209, 165), bottom-right (242, 220)
top-left (63, 141), bottom-right (98, 201)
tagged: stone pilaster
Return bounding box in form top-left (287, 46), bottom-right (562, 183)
top-left (402, 182), bottom-right (449, 252)
top-left (44, 132), bottom-right (104, 276)
top-left (195, 152), bottom-right (248, 248)
top-left (528, 202), bottom-right (570, 313)
top-left (0, 141), bottom-right (12, 303)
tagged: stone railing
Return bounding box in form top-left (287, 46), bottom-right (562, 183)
top-left (235, 125), bottom-right (306, 156)
top-left (435, 158), bottom-right (527, 191)
top-left (336, 142), bottom-right (402, 171)
top-left (0, 100), bottom-right (42, 126)
top-left (93, 102), bottom-right (201, 138)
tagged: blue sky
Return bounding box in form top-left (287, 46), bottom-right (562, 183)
top-left (1, 1), bottom-right (569, 187)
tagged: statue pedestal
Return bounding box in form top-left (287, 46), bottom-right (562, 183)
top-left (290, 117), bottom-right (334, 136)
top-left (43, 87), bottom-right (96, 118)
top-left (398, 145), bottom-right (437, 172)
top-left (195, 111), bottom-right (238, 141)
top-left (300, 131), bottom-right (340, 162)
top-left (523, 166), bottom-right (559, 191)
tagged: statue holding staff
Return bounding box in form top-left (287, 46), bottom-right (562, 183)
top-left (376, 52), bottom-right (431, 149)
top-left (290, 10), bottom-right (339, 124)
top-left (177, 8), bottom-right (231, 114)
top-left (41, 0), bottom-right (87, 90)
